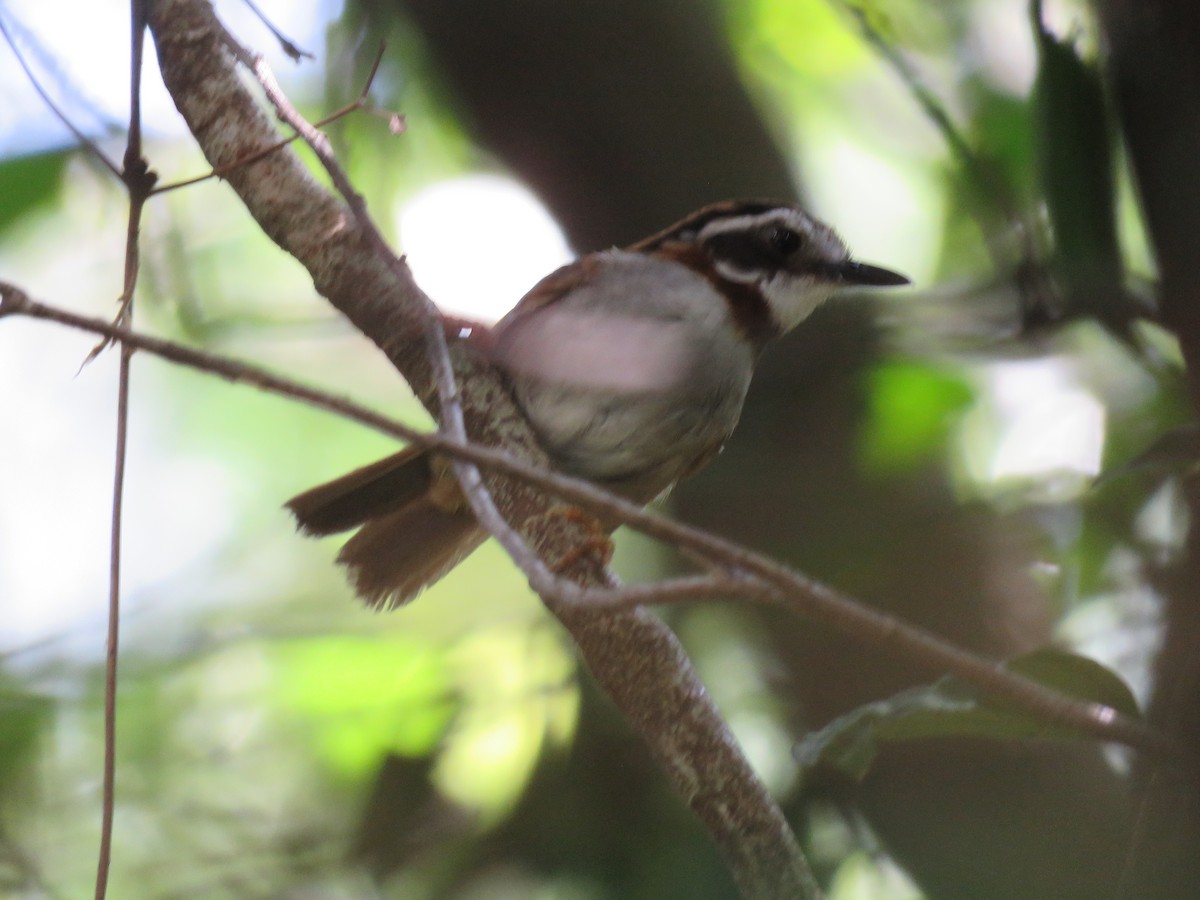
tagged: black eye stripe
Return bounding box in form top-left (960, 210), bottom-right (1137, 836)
top-left (768, 226), bottom-right (801, 255)
top-left (705, 224), bottom-right (804, 273)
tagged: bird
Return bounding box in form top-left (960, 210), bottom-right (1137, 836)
top-left (286, 199), bottom-right (909, 608)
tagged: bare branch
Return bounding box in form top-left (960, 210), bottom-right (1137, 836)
top-left (0, 282), bottom-right (1177, 763)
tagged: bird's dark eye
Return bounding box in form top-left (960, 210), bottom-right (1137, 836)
top-left (768, 226), bottom-right (801, 255)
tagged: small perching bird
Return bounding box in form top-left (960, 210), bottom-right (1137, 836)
top-left (287, 200), bottom-right (909, 607)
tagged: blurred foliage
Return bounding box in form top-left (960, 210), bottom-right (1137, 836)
top-left (0, 149), bottom-right (67, 234)
top-left (0, 0), bottom-right (1190, 897)
top-left (859, 359), bottom-right (975, 475)
top-left (0, 687), bottom-right (53, 796)
top-left (270, 635), bottom-right (458, 776)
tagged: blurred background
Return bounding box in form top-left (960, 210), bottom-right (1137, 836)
top-left (2, 0), bottom-right (1198, 896)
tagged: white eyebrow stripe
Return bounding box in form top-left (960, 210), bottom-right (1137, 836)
top-left (696, 209), bottom-right (819, 242)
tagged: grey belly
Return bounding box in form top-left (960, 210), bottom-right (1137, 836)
top-left (515, 374), bottom-right (749, 487)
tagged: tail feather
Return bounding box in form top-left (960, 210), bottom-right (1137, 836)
top-left (286, 446), bottom-right (485, 607)
top-left (287, 446), bottom-right (433, 536)
top-left (338, 500), bottom-right (485, 609)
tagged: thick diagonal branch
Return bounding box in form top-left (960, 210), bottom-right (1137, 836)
top-left (144, 1), bottom-right (815, 895)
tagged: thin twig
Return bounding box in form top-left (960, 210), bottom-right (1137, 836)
top-left (95, 342), bottom-right (129, 900)
top-left (95, 4), bottom-right (155, 897)
top-left (0, 11), bottom-right (122, 178)
top-left (150, 89), bottom-right (385, 196)
top-left (148, 45), bottom-right (386, 196)
top-left (153, 43), bottom-right (388, 195)
top-left (240, 0), bottom-right (313, 62)
top-left (426, 313), bottom-right (565, 595)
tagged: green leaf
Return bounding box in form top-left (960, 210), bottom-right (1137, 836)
top-left (0, 150), bottom-right (68, 233)
top-left (1031, 5), bottom-right (1136, 333)
top-left (859, 359), bottom-right (973, 474)
top-left (796, 649), bottom-right (1140, 779)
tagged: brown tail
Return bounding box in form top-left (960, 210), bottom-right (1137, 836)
top-left (286, 447), bottom-right (484, 609)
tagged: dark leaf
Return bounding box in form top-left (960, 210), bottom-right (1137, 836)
top-left (796, 649), bottom-right (1140, 779)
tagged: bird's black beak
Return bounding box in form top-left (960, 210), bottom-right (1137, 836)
top-left (830, 260), bottom-right (910, 287)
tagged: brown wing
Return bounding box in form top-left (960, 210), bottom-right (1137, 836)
top-left (493, 256), bottom-right (600, 332)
